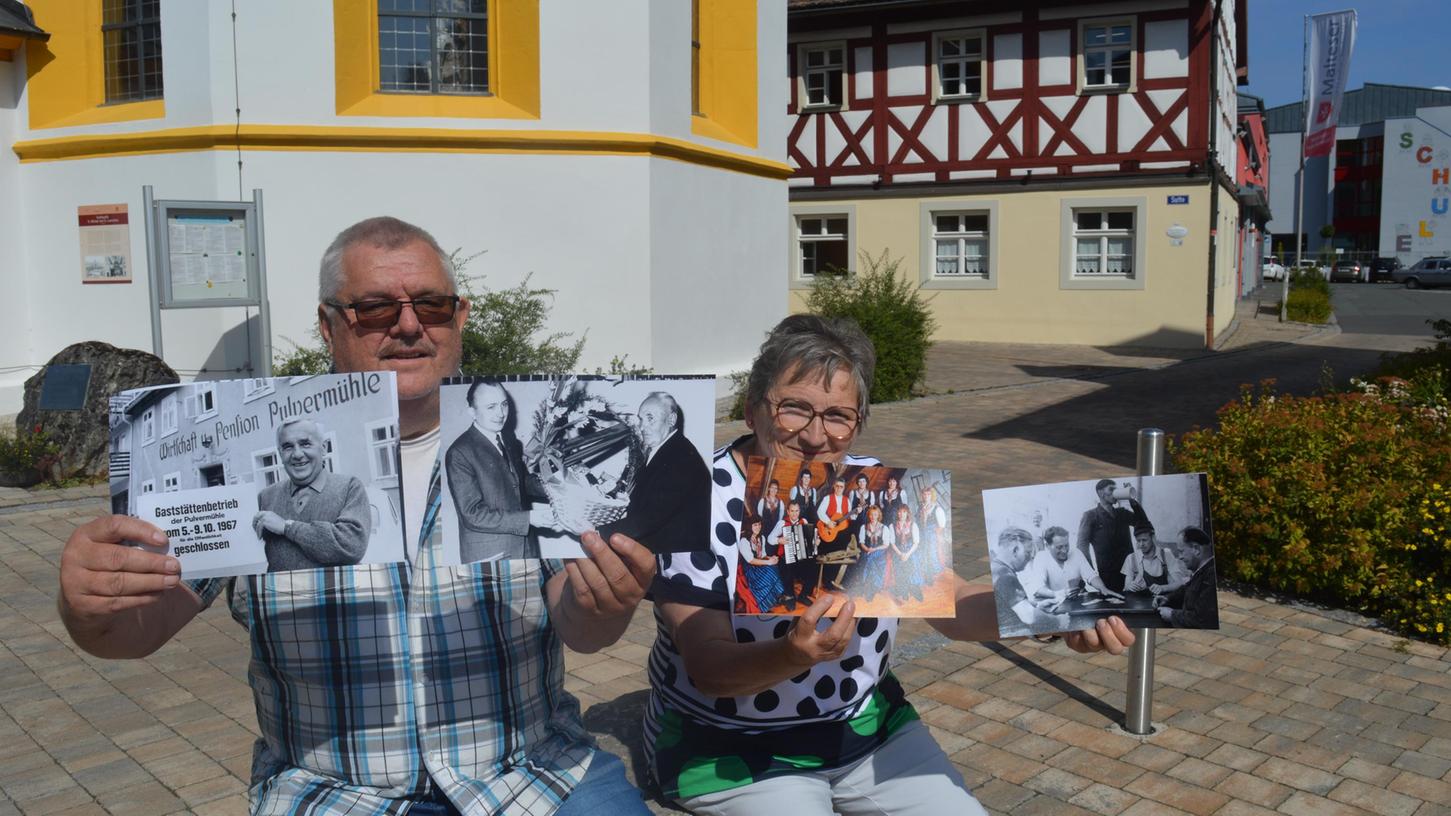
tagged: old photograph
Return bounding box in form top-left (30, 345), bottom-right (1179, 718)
top-left (982, 473), bottom-right (1218, 638)
top-left (437, 374), bottom-right (715, 562)
top-left (733, 457), bottom-right (956, 618)
top-left (109, 373), bottom-right (405, 578)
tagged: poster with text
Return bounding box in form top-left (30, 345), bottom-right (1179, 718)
top-left (733, 457), bottom-right (955, 618)
top-left (438, 374), bottom-right (715, 563)
top-left (981, 473), bottom-right (1217, 638)
top-left (78, 204), bottom-right (132, 284)
top-left (109, 373), bottom-right (405, 578)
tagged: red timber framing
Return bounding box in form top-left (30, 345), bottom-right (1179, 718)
top-left (787, 0), bottom-right (1215, 188)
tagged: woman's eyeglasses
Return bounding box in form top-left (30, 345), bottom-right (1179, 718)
top-left (767, 398), bottom-right (860, 440)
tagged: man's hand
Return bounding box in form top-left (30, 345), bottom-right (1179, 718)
top-left (783, 595), bottom-right (857, 669)
top-left (253, 511), bottom-right (287, 536)
top-left (60, 516), bottom-right (179, 624)
top-left (560, 530), bottom-right (656, 620)
top-left (528, 503), bottom-right (561, 531)
top-left (1158, 606), bottom-right (1174, 624)
top-left (1125, 576), bottom-right (1146, 592)
top-left (1061, 616), bottom-right (1135, 655)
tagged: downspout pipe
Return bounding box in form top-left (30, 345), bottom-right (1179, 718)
top-left (1205, 0), bottom-right (1225, 348)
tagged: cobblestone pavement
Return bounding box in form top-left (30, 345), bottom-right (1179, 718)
top-left (4, 295), bottom-right (1450, 815)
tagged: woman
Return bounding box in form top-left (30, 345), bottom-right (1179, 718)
top-left (887, 504), bottom-right (925, 602)
top-left (756, 479), bottom-right (784, 540)
top-left (735, 515), bottom-right (786, 614)
top-left (855, 504), bottom-right (891, 600)
top-left (645, 314), bottom-right (1134, 815)
top-left (879, 475), bottom-right (906, 524)
top-left (915, 484), bottom-right (948, 577)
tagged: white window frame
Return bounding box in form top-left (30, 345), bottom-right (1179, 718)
top-left (789, 205), bottom-right (856, 289)
top-left (243, 379), bottom-right (275, 402)
top-left (253, 448), bottom-right (283, 488)
top-left (1078, 17), bottom-right (1135, 94)
top-left (322, 432), bottom-right (338, 474)
top-left (186, 383), bottom-right (219, 421)
top-left (920, 201), bottom-right (999, 289)
top-left (797, 41), bottom-right (846, 110)
top-left (1060, 197), bottom-right (1146, 291)
top-left (366, 420), bottom-right (400, 483)
top-left (140, 408), bottom-right (156, 445)
top-left (162, 471), bottom-right (180, 493)
top-left (932, 29), bottom-right (986, 103)
top-left (158, 394), bottom-right (178, 438)
top-left (139, 479), bottom-right (156, 495)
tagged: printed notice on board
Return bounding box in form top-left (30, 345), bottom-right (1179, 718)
top-left (136, 486), bottom-right (266, 580)
top-left (167, 214), bottom-right (247, 289)
top-left (78, 204), bottom-right (132, 283)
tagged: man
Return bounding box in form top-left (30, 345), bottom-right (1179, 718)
top-left (1020, 526), bottom-right (1120, 611)
top-left (446, 379), bottom-right (557, 562)
top-left (1121, 525), bottom-right (1188, 595)
top-left (772, 499), bottom-right (817, 606)
top-left (1077, 479), bottom-right (1151, 594)
top-left (1156, 526), bottom-right (1219, 629)
top-left (990, 527), bottom-right (1069, 638)
top-left (58, 216), bottom-right (654, 814)
top-left (790, 469), bottom-right (819, 526)
top-left (253, 418), bottom-right (371, 571)
top-left (592, 392), bottom-right (710, 554)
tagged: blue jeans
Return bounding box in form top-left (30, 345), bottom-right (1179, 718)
top-left (408, 750), bottom-right (650, 815)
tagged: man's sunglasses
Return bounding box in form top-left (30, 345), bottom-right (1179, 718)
top-left (325, 295), bottom-right (461, 329)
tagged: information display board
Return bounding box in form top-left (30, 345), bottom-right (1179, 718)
top-left (152, 198), bottom-right (262, 309)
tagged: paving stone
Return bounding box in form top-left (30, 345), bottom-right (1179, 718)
top-left (1067, 783), bottom-right (1139, 816)
top-left (1328, 777), bottom-right (1423, 816)
top-left (1338, 756), bottom-right (1403, 787)
top-left (1393, 750), bottom-right (1451, 780)
top-left (1387, 769), bottom-right (1451, 804)
top-left (1213, 770), bottom-right (1293, 808)
top-left (1256, 756), bottom-right (1343, 796)
top-left (1120, 743), bottom-right (1184, 773)
top-left (1278, 791), bottom-right (1377, 816)
top-left (1025, 767), bottom-right (1095, 800)
top-left (1203, 743), bottom-right (1268, 773)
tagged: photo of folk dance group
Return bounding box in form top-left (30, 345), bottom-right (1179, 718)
top-left (983, 472), bottom-right (1219, 638)
top-left (734, 457), bottom-right (955, 617)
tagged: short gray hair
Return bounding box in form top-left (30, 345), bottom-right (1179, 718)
top-left (744, 314), bottom-right (876, 423)
top-left (318, 216), bottom-right (456, 302)
top-left (276, 417), bottom-right (323, 446)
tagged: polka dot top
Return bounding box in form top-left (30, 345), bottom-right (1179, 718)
top-left (645, 438), bottom-right (899, 731)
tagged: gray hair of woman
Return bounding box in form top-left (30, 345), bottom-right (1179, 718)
top-left (744, 314), bottom-right (877, 424)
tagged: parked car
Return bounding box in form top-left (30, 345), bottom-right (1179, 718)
top-left (1261, 256), bottom-right (1285, 281)
top-left (1369, 257), bottom-right (1402, 282)
top-left (1329, 260), bottom-right (1366, 283)
top-left (1291, 259), bottom-right (1330, 280)
top-left (1393, 257), bottom-right (1451, 289)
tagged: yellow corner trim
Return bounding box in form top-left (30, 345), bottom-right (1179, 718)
top-left (11, 125), bottom-right (794, 179)
top-left (692, 0), bottom-right (758, 148)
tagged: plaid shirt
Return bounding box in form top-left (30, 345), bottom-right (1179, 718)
top-left (187, 461), bottom-right (595, 814)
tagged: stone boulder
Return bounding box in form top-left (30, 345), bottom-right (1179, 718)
top-left (11, 342), bottom-right (178, 486)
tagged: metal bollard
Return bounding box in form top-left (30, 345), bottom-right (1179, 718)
top-left (1123, 428), bottom-right (1165, 735)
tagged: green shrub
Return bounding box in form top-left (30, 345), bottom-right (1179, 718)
top-left (1285, 287), bottom-right (1331, 323)
top-left (274, 329), bottom-right (333, 376)
top-left (0, 427), bottom-right (61, 487)
top-left (272, 251), bottom-right (583, 376)
top-left (1375, 319), bottom-right (1451, 403)
top-left (806, 250), bottom-right (935, 403)
top-left (1173, 382), bottom-right (1451, 644)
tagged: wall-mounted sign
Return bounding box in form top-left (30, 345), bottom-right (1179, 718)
top-left (1166, 223), bottom-right (1189, 247)
top-left (1167, 195), bottom-right (1190, 205)
top-left (78, 204), bottom-right (132, 284)
top-left (165, 213), bottom-right (250, 303)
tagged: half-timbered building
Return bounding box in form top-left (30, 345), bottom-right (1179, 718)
top-left (787, 0), bottom-right (1247, 348)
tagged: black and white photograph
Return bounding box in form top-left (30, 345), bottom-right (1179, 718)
top-left (437, 374), bottom-right (715, 562)
top-left (108, 373), bottom-right (406, 578)
top-left (982, 473), bottom-right (1218, 638)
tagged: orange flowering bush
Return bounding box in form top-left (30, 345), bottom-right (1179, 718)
top-left (1173, 380), bottom-right (1451, 644)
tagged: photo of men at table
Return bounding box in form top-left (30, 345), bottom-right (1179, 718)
top-left (983, 472), bottom-right (1218, 638)
top-left (732, 458), bottom-right (955, 618)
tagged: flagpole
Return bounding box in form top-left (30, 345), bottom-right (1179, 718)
top-left (1283, 14), bottom-right (1309, 323)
